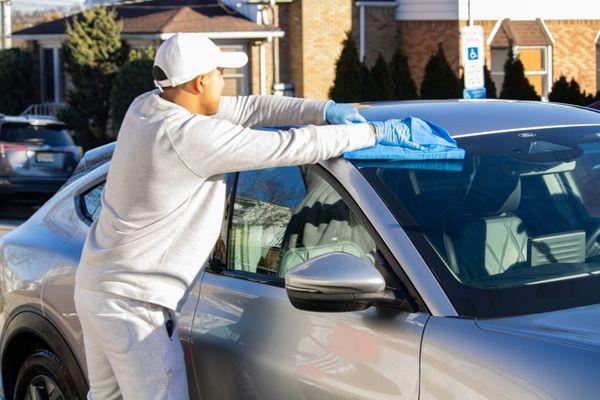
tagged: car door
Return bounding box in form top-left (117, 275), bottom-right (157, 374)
top-left (191, 165), bottom-right (429, 400)
top-left (43, 173), bottom-right (204, 400)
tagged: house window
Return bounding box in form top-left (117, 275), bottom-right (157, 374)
top-left (491, 46), bottom-right (551, 99)
top-left (491, 48), bottom-right (508, 93)
top-left (219, 44), bottom-right (248, 96)
top-left (40, 46), bottom-right (64, 104)
top-left (519, 47), bottom-right (549, 98)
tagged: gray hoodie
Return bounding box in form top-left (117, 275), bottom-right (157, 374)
top-left (74, 89), bottom-right (375, 310)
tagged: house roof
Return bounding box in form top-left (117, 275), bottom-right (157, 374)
top-left (13, 0), bottom-right (281, 39)
top-left (489, 19), bottom-right (553, 48)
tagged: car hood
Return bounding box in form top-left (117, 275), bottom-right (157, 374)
top-left (476, 303), bottom-right (600, 351)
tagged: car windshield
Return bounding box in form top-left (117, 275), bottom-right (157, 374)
top-left (356, 125), bottom-right (600, 317)
top-left (0, 123), bottom-right (73, 146)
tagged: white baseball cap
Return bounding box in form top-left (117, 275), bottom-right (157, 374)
top-left (153, 32), bottom-right (248, 89)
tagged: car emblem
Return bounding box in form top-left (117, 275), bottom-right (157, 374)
top-left (518, 132), bottom-right (536, 138)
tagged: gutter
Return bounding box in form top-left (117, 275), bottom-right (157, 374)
top-left (13, 30), bottom-right (285, 42)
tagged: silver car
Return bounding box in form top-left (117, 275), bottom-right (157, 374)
top-left (1, 100), bottom-right (599, 400)
top-left (0, 115), bottom-right (82, 205)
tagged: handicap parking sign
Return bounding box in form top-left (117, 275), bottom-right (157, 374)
top-left (468, 47), bottom-right (478, 61)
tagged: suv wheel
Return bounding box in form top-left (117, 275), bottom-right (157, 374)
top-left (13, 349), bottom-right (84, 400)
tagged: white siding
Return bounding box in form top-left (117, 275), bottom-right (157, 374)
top-left (458, 0), bottom-right (600, 21)
top-left (396, 0), bottom-right (458, 20)
top-left (396, 0), bottom-right (600, 21)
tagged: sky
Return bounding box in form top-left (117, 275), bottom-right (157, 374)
top-left (13, 0), bottom-right (85, 12)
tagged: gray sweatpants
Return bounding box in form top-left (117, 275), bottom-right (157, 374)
top-left (74, 286), bottom-right (189, 400)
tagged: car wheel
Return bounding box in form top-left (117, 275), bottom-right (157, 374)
top-left (13, 349), bottom-right (84, 400)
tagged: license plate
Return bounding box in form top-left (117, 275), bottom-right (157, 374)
top-left (35, 152), bottom-right (54, 163)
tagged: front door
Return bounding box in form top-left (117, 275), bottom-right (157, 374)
top-left (191, 165), bottom-right (428, 399)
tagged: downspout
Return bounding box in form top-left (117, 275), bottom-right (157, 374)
top-left (259, 41), bottom-right (267, 95)
top-left (359, 5), bottom-right (365, 62)
top-left (270, 0), bottom-right (280, 88)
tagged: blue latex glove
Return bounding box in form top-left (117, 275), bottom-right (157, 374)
top-left (324, 101), bottom-right (367, 125)
top-left (371, 120), bottom-right (426, 150)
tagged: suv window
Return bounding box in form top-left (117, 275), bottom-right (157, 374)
top-left (228, 166), bottom-right (377, 280)
top-left (81, 182), bottom-right (105, 222)
top-left (0, 123), bottom-right (73, 146)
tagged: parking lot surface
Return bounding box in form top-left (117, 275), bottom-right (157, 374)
top-left (0, 204), bottom-right (40, 239)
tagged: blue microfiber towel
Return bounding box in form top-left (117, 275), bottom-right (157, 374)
top-left (344, 117), bottom-right (465, 161)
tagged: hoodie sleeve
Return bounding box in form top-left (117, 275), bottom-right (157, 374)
top-left (166, 116), bottom-right (375, 178)
top-left (213, 95), bottom-right (330, 128)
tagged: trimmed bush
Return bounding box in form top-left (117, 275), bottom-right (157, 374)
top-left (389, 48), bottom-right (417, 100)
top-left (483, 65), bottom-right (497, 98)
top-left (549, 75), bottom-right (598, 106)
top-left (370, 53), bottom-right (393, 101)
top-left (358, 62), bottom-right (375, 102)
top-left (420, 44), bottom-right (461, 99)
top-left (329, 32), bottom-right (362, 102)
top-left (499, 47), bottom-right (540, 101)
top-left (110, 47), bottom-right (156, 131)
top-left (0, 48), bottom-right (34, 114)
top-left (586, 91), bottom-right (600, 106)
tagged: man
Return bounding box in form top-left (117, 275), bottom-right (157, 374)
top-left (73, 32), bottom-right (420, 399)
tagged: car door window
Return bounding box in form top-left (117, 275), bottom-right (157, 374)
top-left (228, 166), bottom-right (377, 280)
top-left (81, 182), bottom-right (105, 222)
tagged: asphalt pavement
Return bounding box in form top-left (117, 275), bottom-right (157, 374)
top-left (0, 203), bottom-right (40, 239)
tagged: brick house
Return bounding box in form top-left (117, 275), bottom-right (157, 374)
top-left (12, 0), bottom-right (284, 109)
top-left (12, 0), bottom-right (600, 109)
top-left (355, 0), bottom-right (600, 99)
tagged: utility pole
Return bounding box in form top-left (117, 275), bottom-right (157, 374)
top-left (0, 0), bottom-right (11, 49)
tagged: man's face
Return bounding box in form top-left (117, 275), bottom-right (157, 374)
top-left (197, 67), bottom-right (225, 115)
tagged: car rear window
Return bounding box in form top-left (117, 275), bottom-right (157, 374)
top-left (0, 123), bottom-right (74, 146)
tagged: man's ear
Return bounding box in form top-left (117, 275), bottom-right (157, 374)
top-left (190, 75), bottom-right (204, 95)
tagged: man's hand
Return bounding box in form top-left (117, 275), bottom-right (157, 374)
top-left (325, 101), bottom-right (367, 125)
top-left (371, 120), bottom-right (425, 150)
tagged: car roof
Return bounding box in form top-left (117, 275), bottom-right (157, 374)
top-left (0, 114), bottom-right (64, 125)
top-left (80, 100), bottom-right (600, 167)
top-left (359, 99), bottom-right (600, 136)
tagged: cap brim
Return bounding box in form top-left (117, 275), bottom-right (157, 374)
top-left (217, 51), bottom-right (248, 69)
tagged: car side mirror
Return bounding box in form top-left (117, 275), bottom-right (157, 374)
top-left (285, 252), bottom-right (407, 312)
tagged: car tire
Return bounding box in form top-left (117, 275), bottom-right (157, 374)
top-left (13, 349), bottom-right (85, 400)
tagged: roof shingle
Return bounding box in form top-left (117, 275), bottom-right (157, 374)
top-left (13, 0), bottom-right (278, 36)
top-left (490, 19), bottom-right (553, 48)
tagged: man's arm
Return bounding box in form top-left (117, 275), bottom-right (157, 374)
top-left (167, 116), bottom-right (376, 178)
top-left (213, 95), bottom-right (330, 128)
